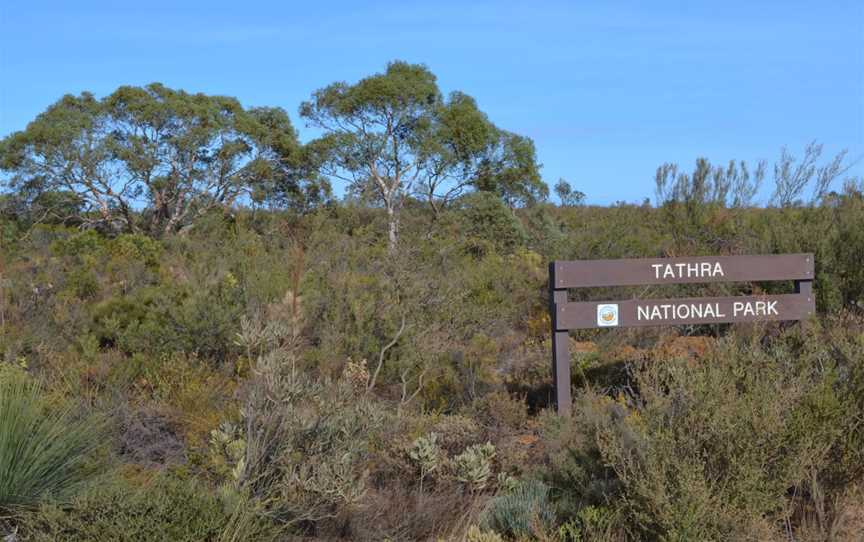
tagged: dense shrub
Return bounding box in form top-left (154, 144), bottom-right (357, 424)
top-left (457, 191), bottom-right (528, 254)
top-left (217, 309), bottom-right (387, 534)
top-left (236, 371), bottom-right (385, 530)
top-left (91, 279), bottom-right (244, 360)
top-left (543, 321), bottom-right (864, 541)
top-left (20, 473), bottom-right (279, 541)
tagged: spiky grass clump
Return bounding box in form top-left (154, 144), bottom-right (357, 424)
top-left (0, 368), bottom-right (106, 511)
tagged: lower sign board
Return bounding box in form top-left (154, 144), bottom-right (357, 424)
top-left (555, 293), bottom-right (814, 330)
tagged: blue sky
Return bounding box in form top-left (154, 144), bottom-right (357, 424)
top-left (1, 1), bottom-right (862, 204)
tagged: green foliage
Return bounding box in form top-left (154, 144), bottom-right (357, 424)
top-left (457, 191), bottom-right (528, 254)
top-left (51, 229), bottom-right (107, 259)
top-left (208, 421), bottom-right (247, 484)
top-left (243, 374), bottom-right (385, 528)
top-left (557, 506), bottom-right (616, 542)
top-left (110, 233), bottom-right (163, 267)
top-left (655, 157), bottom-right (764, 209)
top-left (545, 324), bottom-right (864, 541)
top-left (226, 311), bottom-right (387, 530)
top-left (21, 473), bottom-right (278, 542)
top-left (481, 479), bottom-right (556, 538)
top-left (301, 60), bottom-right (543, 249)
top-left (555, 179), bottom-right (585, 207)
top-left (0, 83), bottom-right (323, 235)
top-left (453, 442), bottom-right (497, 491)
top-left (408, 433), bottom-right (442, 491)
top-left (827, 184), bottom-right (864, 309)
top-left (521, 203), bottom-right (566, 257)
top-left (0, 366), bottom-right (106, 511)
top-left (472, 129), bottom-right (547, 207)
top-left (554, 178), bottom-right (586, 207)
top-left (91, 275), bottom-right (243, 359)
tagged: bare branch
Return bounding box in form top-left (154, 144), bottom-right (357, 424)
top-left (366, 313), bottom-right (407, 394)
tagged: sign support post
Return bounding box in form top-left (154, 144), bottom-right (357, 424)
top-left (795, 255), bottom-right (814, 298)
top-left (549, 263), bottom-right (572, 416)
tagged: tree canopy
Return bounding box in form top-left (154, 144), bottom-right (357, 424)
top-left (1, 64), bottom-right (547, 245)
top-left (0, 83), bottom-right (327, 235)
top-left (300, 61), bottom-right (545, 249)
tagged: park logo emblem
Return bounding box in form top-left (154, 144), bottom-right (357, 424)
top-left (597, 304), bottom-right (619, 327)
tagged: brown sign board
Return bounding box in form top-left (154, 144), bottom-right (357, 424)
top-left (548, 253), bottom-right (815, 417)
top-left (552, 253), bottom-right (813, 288)
top-left (555, 293), bottom-right (814, 330)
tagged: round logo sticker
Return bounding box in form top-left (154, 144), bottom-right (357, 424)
top-left (597, 304), bottom-right (619, 327)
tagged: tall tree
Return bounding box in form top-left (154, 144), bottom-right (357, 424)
top-left (0, 83), bottom-right (323, 235)
top-left (300, 61), bottom-right (544, 251)
top-left (553, 178), bottom-right (585, 207)
top-left (0, 92), bottom-right (124, 229)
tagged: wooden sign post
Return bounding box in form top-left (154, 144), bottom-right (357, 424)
top-left (549, 254), bottom-right (814, 415)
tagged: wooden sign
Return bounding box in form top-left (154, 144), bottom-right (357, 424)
top-left (548, 254), bottom-right (814, 415)
top-left (551, 254), bottom-right (813, 288)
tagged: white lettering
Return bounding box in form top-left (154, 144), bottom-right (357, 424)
top-left (755, 301), bottom-right (766, 315)
top-left (653, 261), bottom-right (726, 280)
top-left (734, 300), bottom-right (779, 318)
top-left (691, 303), bottom-right (703, 319)
top-left (638, 302), bottom-right (730, 321)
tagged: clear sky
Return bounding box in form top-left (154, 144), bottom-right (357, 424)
top-left (1, 1), bottom-right (862, 204)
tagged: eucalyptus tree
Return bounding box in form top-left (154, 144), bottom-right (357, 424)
top-left (554, 178), bottom-right (586, 206)
top-left (300, 61), bottom-right (544, 251)
top-left (0, 92), bottom-right (126, 230)
top-left (0, 83), bottom-right (321, 236)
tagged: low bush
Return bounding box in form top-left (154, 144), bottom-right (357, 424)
top-left (216, 323), bottom-right (387, 533)
top-left (543, 322), bottom-right (864, 541)
top-left (20, 473), bottom-right (279, 542)
top-left (481, 478), bottom-right (556, 539)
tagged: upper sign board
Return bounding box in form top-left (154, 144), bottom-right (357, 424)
top-left (552, 253), bottom-right (813, 289)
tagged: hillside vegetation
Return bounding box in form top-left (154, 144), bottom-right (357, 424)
top-left (1, 65), bottom-right (863, 541)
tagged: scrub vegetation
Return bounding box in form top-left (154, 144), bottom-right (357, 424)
top-left (1, 62), bottom-right (863, 541)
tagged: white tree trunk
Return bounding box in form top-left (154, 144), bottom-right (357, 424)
top-left (386, 198), bottom-right (398, 253)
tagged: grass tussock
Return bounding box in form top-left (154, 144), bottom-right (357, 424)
top-left (0, 367), bottom-right (106, 511)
